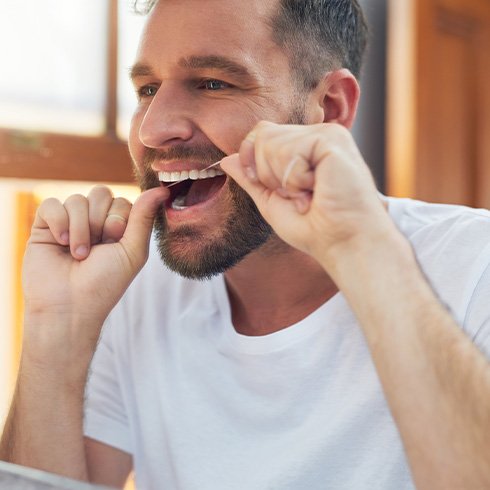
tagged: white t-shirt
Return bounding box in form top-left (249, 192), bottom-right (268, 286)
top-left (84, 197), bottom-right (490, 490)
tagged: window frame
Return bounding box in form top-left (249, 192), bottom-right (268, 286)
top-left (0, 0), bottom-right (134, 184)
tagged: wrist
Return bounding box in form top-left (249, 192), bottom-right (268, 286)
top-left (319, 222), bottom-right (415, 289)
top-left (22, 312), bottom-right (102, 383)
top-left (18, 352), bottom-right (89, 398)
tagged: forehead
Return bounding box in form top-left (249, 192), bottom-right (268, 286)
top-left (136, 0), bottom-right (286, 74)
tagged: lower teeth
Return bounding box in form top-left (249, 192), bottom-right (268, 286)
top-left (171, 194), bottom-right (188, 210)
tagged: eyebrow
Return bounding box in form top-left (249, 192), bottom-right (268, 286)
top-left (179, 55), bottom-right (256, 80)
top-left (129, 55), bottom-right (257, 83)
top-left (129, 62), bottom-right (154, 82)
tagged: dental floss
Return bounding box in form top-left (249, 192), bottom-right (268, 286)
top-left (281, 157), bottom-right (301, 190)
top-left (166, 160), bottom-right (223, 188)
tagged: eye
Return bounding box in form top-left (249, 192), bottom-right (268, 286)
top-left (137, 85), bottom-right (158, 99)
top-left (200, 79), bottom-right (232, 91)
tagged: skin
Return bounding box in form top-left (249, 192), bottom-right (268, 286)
top-left (129, 0), bottom-right (305, 278)
top-left (1, 0), bottom-right (490, 488)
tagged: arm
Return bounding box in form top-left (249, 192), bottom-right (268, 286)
top-left (328, 222), bottom-right (490, 489)
top-left (1, 374), bottom-right (132, 488)
top-left (222, 121), bottom-right (490, 489)
top-left (85, 438), bottom-right (132, 487)
top-left (0, 185), bottom-right (167, 486)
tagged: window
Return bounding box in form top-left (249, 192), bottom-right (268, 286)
top-left (0, 11), bottom-right (145, 485)
top-left (0, 0), bottom-right (145, 183)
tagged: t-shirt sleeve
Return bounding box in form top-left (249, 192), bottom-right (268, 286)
top-left (83, 319), bottom-right (132, 455)
top-left (464, 262), bottom-right (490, 360)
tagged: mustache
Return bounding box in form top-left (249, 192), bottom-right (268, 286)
top-left (142, 144), bottom-right (227, 170)
top-left (137, 144), bottom-right (228, 191)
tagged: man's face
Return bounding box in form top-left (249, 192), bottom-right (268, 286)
top-left (129, 0), bottom-right (308, 279)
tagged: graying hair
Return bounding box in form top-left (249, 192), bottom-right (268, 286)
top-left (132, 0), bottom-right (368, 88)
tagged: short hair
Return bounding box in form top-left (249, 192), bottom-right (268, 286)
top-left (133, 0), bottom-right (368, 90)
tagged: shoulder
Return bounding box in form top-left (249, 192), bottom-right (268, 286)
top-left (386, 196), bottom-right (490, 244)
top-left (386, 197), bottom-right (490, 265)
top-left (386, 196), bottom-right (490, 323)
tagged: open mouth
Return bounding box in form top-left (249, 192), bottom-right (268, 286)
top-left (159, 166), bottom-right (227, 210)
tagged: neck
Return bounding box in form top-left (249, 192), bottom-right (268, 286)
top-left (224, 237), bottom-right (338, 336)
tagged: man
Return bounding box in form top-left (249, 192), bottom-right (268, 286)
top-left (1, 0), bottom-right (490, 489)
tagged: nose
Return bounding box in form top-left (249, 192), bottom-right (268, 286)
top-left (138, 82), bottom-right (194, 149)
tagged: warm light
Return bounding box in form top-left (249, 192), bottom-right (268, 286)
top-left (32, 181), bottom-right (140, 203)
top-left (0, 179), bottom-right (139, 431)
top-left (117, 0), bottom-right (147, 140)
top-left (0, 1), bottom-right (109, 135)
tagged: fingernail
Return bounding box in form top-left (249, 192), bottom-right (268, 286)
top-left (295, 198), bottom-right (310, 214)
top-left (245, 166), bottom-right (257, 181)
top-left (106, 214), bottom-right (128, 223)
top-left (75, 245), bottom-right (88, 257)
top-left (276, 188), bottom-right (289, 198)
top-left (60, 231), bottom-right (69, 244)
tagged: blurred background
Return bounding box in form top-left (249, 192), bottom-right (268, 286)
top-left (0, 0), bottom-right (489, 487)
top-left (0, 0), bottom-right (144, 428)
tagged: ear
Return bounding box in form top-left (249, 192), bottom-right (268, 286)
top-left (312, 69), bottom-right (360, 129)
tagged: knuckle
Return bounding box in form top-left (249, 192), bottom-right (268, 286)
top-left (38, 198), bottom-right (64, 224)
top-left (64, 193), bottom-right (86, 207)
top-left (112, 196), bottom-right (131, 208)
top-left (255, 120), bottom-right (271, 131)
top-left (254, 120), bottom-right (276, 139)
top-left (109, 198), bottom-right (132, 216)
top-left (322, 123), bottom-right (351, 141)
top-left (327, 144), bottom-right (343, 159)
top-left (89, 185), bottom-right (113, 199)
top-left (276, 145), bottom-right (293, 163)
top-left (40, 197), bottom-right (61, 210)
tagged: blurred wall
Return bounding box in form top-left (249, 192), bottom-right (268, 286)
top-left (352, 0), bottom-right (388, 191)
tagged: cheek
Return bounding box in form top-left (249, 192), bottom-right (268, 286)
top-left (202, 105), bottom-right (259, 155)
top-left (128, 112), bottom-right (145, 171)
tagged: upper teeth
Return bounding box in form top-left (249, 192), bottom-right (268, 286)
top-left (158, 167), bottom-right (225, 182)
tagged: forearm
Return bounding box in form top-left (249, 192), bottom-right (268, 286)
top-left (325, 229), bottom-right (490, 489)
top-left (0, 317), bottom-right (97, 482)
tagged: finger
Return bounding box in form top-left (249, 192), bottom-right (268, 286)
top-left (249, 123), bottom-right (285, 189)
top-left (252, 126), bottom-right (315, 191)
top-left (238, 131), bottom-right (314, 193)
top-left (63, 194), bottom-right (91, 260)
top-left (240, 121), bottom-right (282, 185)
top-left (221, 154), bottom-right (311, 243)
top-left (247, 122), bottom-right (314, 191)
top-left (276, 188), bottom-right (312, 211)
top-left (119, 186), bottom-right (169, 267)
top-left (280, 156), bottom-right (315, 192)
top-left (239, 131), bottom-right (258, 181)
top-left (293, 191), bottom-right (313, 214)
top-left (32, 198), bottom-right (69, 245)
top-left (220, 154), bottom-right (271, 211)
top-left (102, 197), bottom-right (132, 243)
top-left (87, 186), bottom-right (115, 244)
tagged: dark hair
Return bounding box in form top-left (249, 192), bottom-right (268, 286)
top-left (133, 0), bottom-right (368, 90)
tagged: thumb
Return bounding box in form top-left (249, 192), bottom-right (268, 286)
top-left (120, 186), bottom-right (168, 262)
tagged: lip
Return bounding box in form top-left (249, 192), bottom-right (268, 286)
top-left (151, 160), bottom-right (218, 174)
top-left (164, 175), bottom-right (229, 224)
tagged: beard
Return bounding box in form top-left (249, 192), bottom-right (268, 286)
top-left (136, 106), bottom-right (307, 280)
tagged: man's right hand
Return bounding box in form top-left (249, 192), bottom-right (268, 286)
top-left (0, 185), bottom-right (166, 484)
top-left (21, 185), bottom-right (168, 370)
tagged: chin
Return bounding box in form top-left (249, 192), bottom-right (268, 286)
top-left (153, 183), bottom-right (274, 280)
